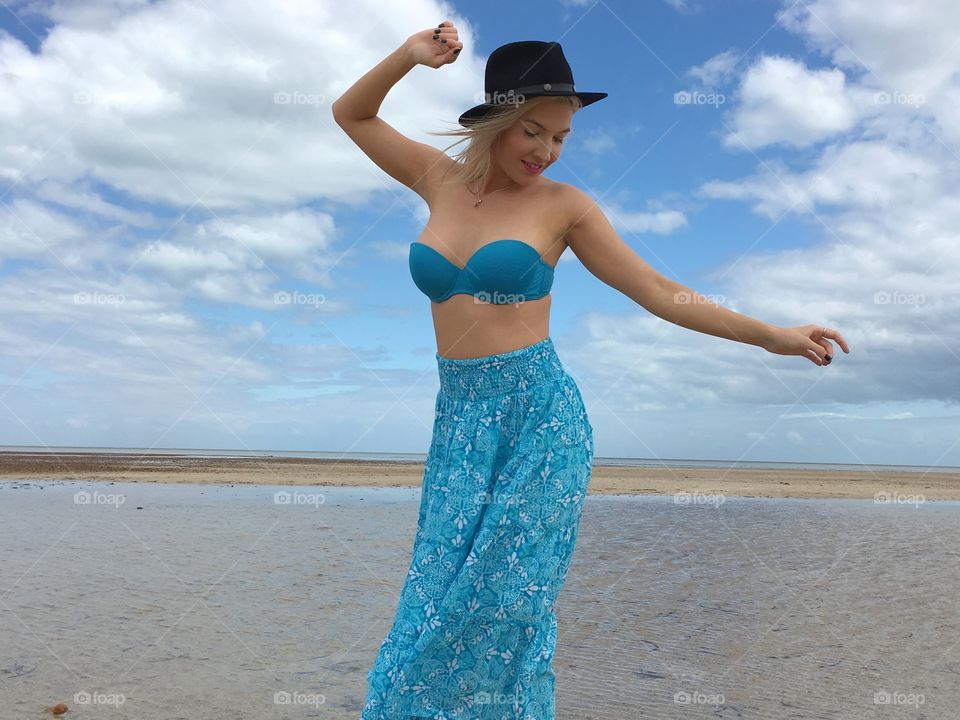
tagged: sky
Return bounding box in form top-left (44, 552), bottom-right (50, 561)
top-left (0, 0), bottom-right (958, 466)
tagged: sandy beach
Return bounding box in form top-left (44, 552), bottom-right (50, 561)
top-left (2, 480), bottom-right (958, 719)
top-left (1, 451), bottom-right (959, 500)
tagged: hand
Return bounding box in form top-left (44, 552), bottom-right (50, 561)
top-left (763, 324), bottom-right (851, 366)
top-left (404, 21), bottom-right (463, 69)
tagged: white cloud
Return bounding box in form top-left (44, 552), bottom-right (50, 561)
top-left (580, 129), bottom-right (616, 156)
top-left (2, 0), bottom-right (958, 464)
top-left (129, 204), bottom-right (350, 306)
top-left (33, 179), bottom-right (160, 227)
top-left (138, 242), bottom-right (240, 276)
top-left (777, 0), bottom-right (960, 93)
top-left (724, 55), bottom-right (859, 149)
top-left (699, 140), bottom-right (940, 217)
top-left (687, 48), bottom-right (741, 87)
top-left (0, 0), bottom-right (481, 208)
top-left (777, 0), bottom-right (960, 145)
top-left (605, 203), bottom-right (688, 235)
top-left (1, 198), bottom-right (85, 262)
top-left (370, 239), bottom-right (412, 262)
top-left (12, 0), bottom-right (155, 29)
top-left (0, 0), bottom-right (470, 451)
top-left (566, 0), bottom-right (960, 465)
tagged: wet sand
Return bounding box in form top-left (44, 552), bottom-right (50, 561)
top-left (1, 481), bottom-right (958, 719)
top-left (2, 451), bottom-right (959, 500)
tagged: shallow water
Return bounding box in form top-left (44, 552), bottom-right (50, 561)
top-left (1, 481), bottom-right (957, 719)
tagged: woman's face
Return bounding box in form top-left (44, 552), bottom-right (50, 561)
top-left (493, 100), bottom-right (575, 182)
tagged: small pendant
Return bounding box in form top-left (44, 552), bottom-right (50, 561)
top-left (473, 198), bottom-right (482, 207)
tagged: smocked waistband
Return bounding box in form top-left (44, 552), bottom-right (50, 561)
top-left (435, 337), bottom-right (566, 400)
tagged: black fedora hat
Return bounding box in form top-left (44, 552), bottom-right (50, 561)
top-left (459, 40), bottom-right (608, 126)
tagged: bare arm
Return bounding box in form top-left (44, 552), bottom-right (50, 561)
top-left (562, 185), bottom-right (851, 365)
top-left (331, 23), bottom-right (463, 202)
top-left (331, 43), bottom-right (418, 121)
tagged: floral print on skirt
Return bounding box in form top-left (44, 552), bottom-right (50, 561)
top-left (359, 337), bottom-right (594, 720)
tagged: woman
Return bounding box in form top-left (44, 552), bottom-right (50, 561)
top-left (332, 23), bottom-right (850, 720)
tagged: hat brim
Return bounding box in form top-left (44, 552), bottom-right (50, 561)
top-left (458, 91), bottom-right (608, 127)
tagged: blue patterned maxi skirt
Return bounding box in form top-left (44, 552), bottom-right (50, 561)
top-left (359, 337), bottom-right (595, 720)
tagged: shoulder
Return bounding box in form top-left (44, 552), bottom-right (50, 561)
top-left (551, 181), bottom-right (591, 206)
top-left (549, 181), bottom-right (598, 234)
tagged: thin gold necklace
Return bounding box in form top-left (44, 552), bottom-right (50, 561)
top-left (469, 179), bottom-right (518, 208)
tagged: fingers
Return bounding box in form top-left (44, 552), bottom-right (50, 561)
top-left (819, 326), bottom-right (851, 361)
top-left (433, 20), bottom-right (463, 58)
top-left (806, 338), bottom-right (833, 365)
top-left (815, 337), bottom-right (833, 364)
top-left (820, 327), bottom-right (850, 353)
top-left (806, 341), bottom-right (827, 366)
top-left (825, 328), bottom-right (850, 353)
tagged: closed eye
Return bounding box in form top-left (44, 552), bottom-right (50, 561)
top-left (524, 130), bottom-right (564, 144)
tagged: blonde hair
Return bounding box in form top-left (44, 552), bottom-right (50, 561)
top-left (427, 95), bottom-right (583, 189)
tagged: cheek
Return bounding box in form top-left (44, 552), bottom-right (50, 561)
top-left (505, 135), bottom-right (531, 155)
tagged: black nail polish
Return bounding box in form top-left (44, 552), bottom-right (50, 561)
top-left (453, 48), bottom-right (461, 54)
top-left (441, 39), bottom-right (447, 43)
top-left (433, 34), bottom-right (439, 39)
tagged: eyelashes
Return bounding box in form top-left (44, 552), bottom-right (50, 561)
top-left (524, 130), bottom-right (564, 144)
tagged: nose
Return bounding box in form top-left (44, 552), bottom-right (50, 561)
top-left (532, 138), bottom-right (553, 164)
top-left (532, 148), bottom-right (551, 164)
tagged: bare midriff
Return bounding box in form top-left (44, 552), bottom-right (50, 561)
top-left (429, 294), bottom-right (553, 359)
top-left (415, 161), bottom-right (572, 360)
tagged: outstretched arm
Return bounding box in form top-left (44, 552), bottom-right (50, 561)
top-left (562, 186), bottom-right (851, 366)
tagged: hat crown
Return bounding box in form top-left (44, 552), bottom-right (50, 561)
top-left (484, 41), bottom-right (574, 93)
top-left (458, 40), bottom-right (607, 126)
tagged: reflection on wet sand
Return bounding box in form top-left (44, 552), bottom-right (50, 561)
top-left (1, 481), bottom-right (958, 719)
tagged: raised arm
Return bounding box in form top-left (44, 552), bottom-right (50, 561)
top-left (561, 185), bottom-right (851, 366)
top-left (331, 22), bottom-right (463, 203)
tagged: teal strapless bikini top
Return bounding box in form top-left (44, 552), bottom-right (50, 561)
top-left (409, 239), bottom-right (555, 304)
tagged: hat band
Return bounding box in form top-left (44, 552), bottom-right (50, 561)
top-left (486, 82), bottom-right (576, 103)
